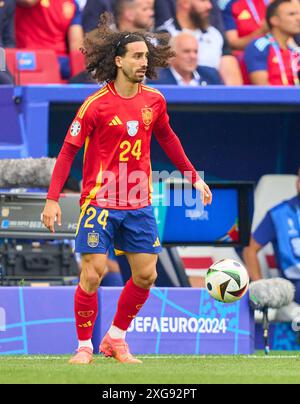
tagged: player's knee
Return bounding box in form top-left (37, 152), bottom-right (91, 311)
top-left (135, 270), bottom-right (157, 289)
top-left (85, 272), bottom-right (101, 290)
top-left (81, 255), bottom-right (107, 290)
top-left (82, 255), bottom-right (106, 277)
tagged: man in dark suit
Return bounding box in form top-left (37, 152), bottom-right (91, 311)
top-left (0, 0), bottom-right (15, 84)
top-left (147, 31), bottom-right (223, 86)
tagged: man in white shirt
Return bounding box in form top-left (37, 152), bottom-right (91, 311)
top-left (157, 0), bottom-right (243, 85)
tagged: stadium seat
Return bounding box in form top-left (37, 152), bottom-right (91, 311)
top-left (252, 174), bottom-right (298, 278)
top-left (69, 50), bottom-right (86, 78)
top-left (5, 49), bottom-right (62, 85)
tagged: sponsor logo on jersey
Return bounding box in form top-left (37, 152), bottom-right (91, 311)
top-left (109, 116), bottom-right (123, 126)
top-left (152, 237), bottom-right (161, 247)
top-left (238, 10), bottom-right (251, 20)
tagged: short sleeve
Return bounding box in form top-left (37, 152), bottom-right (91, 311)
top-left (65, 100), bottom-right (97, 148)
top-left (244, 39), bottom-right (269, 73)
top-left (70, 1), bottom-right (82, 26)
top-left (221, 0), bottom-right (237, 31)
top-left (253, 212), bottom-right (277, 247)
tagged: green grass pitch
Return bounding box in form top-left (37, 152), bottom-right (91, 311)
top-left (1, 352), bottom-right (300, 384)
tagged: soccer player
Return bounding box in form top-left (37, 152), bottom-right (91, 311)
top-left (41, 13), bottom-right (212, 365)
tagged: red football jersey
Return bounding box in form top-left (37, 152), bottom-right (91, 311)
top-left (244, 37), bottom-right (299, 85)
top-left (15, 0), bottom-right (80, 55)
top-left (64, 82), bottom-right (199, 210)
top-left (223, 0), bottom-right (268, 37)
top-left (267, 47), bottom-right (296, 85)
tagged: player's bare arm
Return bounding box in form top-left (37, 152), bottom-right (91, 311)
top-left (41, 199), bottom-right (62, 233)
top-left (193, 178), bottom-right (213, 206)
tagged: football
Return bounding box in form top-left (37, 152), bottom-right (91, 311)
top-left (205, 259), bottom-right (249, 303)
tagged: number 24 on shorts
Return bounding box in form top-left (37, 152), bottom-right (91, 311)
top-left (84, 207), bottom-right (109, 230)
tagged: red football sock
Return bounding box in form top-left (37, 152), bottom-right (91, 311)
top-left (74, 285), bottom-right (98, 341)
top-left (113, 277), bottom-right (150, 331)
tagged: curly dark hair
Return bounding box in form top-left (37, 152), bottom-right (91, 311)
top-left (82, 13), bottom-right (175, 83)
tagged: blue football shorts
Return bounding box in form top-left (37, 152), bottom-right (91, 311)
top-left (75, 205), bottom-right (162, 256)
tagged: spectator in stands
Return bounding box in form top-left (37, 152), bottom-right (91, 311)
top-left (15, 0), bottom-right (84, 79)
top-left (147, 31), bottom-right (223, 84)
top-left (243, 169), bottom-right (300, 304)
top-left (221, 0), bottom-right (269, 51)
top-left (69, 1), bottom-right (156, 83)
top-left (156, 0), bottom-right (226, 33)
top-left (113, 0), bottom-right (155, 31)
top-left (82, 0), bottom-right (112, 33)
top-left (155, 0), bottom-right (176, 27)
top-left (244, 0), bottom-right (300, 85)
top-left (0, 0), bottom-right (15, 84)
top-left (157, 0), bottom-right (243, 85)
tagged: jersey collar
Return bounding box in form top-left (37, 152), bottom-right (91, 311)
top-left (107, 81), bottom-right (142, 98)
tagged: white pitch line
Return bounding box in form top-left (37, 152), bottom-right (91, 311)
top-left (0, 355), bottom-right (299, 361)
top-left (139, 355), bottom-right (300, 359)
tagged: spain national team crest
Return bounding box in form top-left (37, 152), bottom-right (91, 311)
top-left (88, 232), bottom-right (99, 248)
top-left (142, 108), bottom-right (153, 127)
top-left (127, 121), bottom-right (139, 137)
